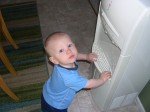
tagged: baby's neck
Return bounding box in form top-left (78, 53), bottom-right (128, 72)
top-left (60, 63), bottom-right (75, 68)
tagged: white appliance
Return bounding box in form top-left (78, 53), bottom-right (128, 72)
top-left (91, 0), bottom-right (150, 111)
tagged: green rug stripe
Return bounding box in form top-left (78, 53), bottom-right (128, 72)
top-left (10, 25), bottom-right (41, 39)
top-left (0, 25), bottom-right (41, 41)
top-left (31, 109), bottom-right (42, 112)
top-left (10, 57), bottom-right (44, 66)
top-left (0, 53), bottom-right (45, 67)
top-left (0, 62), bottom-right (45, 74)
top-left (0, 83), bottom-right (43, 104)
top-left (0, 56), bottom-right (45, 67)
top-left (5, 51), bottom-right (44, 60)
top-left (12, 62), bottom-right (45, 72)
top-left (3, 41), bottom-right (44, 56)
top-left (0, 39), bottom-right (44, 59)
top-left (0, 26), bottom-right (41, 41)
top-left (0, 99), bottom-right (41, 112)
top-left (1, 1), bottom-right (38, 21)
top-left (0, 89), bottom-right (41, 103)
top-left (4, 39), bottom-right (43, 50)
top-left (0, 64), bottom-right (44, 74)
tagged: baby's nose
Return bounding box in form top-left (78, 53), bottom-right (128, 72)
top-left (66, 49), bottom-right (72, 54)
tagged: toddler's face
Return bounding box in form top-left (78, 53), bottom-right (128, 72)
top-left (47, 35), bottom-right (78, 68)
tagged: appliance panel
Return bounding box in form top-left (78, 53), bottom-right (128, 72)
top-left (100, 0), bottom-right (146, 50)
top-left (91, 0), bottom-right (150, 111)
top-left (93, 14), bottom-right (120, 74)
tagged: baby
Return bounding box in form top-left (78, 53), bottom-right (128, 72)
top-left (41, 32), bottom-right (111, 112)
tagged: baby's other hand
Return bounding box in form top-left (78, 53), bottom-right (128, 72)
top-left (86, 52), bottom-right (97, 62)
top-left (100, 71), bottom-right (111, 82)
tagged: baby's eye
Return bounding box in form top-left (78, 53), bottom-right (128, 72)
top-left (59, 49), bottom-right (64, 53)
top-left (68, 44), bottom-right (73, 48)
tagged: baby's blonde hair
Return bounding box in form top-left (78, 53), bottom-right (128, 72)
top-left (44, 32), bottom-right (69, 56)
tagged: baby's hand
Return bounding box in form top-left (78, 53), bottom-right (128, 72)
top-left (100, 71), bottom-right (111, 82)
top-left (86, 53), bottom-right (97, 62)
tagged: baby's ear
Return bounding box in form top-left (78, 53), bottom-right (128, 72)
top-left (49, 56), bottom-right (59, 64)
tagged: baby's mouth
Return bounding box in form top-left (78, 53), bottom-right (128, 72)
top-left (69, 55), bottom-right (75, 59)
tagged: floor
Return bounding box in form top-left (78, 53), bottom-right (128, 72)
top-left (0, 0), bottom-right (140, 112)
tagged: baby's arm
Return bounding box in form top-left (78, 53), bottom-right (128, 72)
top-left (77, 53), bottom-right (97, 62)
top-left (84, 71), bottom-right (111, 89)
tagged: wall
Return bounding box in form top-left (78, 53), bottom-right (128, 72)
top-left (139, 80), bottom-right (150, 112)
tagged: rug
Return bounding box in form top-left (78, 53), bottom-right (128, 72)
top-left (0, 1), bottom-right (48, 112)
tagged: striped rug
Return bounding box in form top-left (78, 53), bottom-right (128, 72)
top-left (0, 1), bottom-right (48, 112)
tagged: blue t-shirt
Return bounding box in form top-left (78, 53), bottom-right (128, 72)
top-left (42, 63), bottom-right (88, 109)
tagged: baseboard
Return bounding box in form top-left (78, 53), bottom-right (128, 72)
top-left (136, 97), bottom-right (145, 112)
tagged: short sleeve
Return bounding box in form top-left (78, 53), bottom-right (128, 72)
top-left (63, 72), bottom-right (88, 91)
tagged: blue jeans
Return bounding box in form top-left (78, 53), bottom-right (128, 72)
top-left (41, 94), bottom-right (67, 112)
